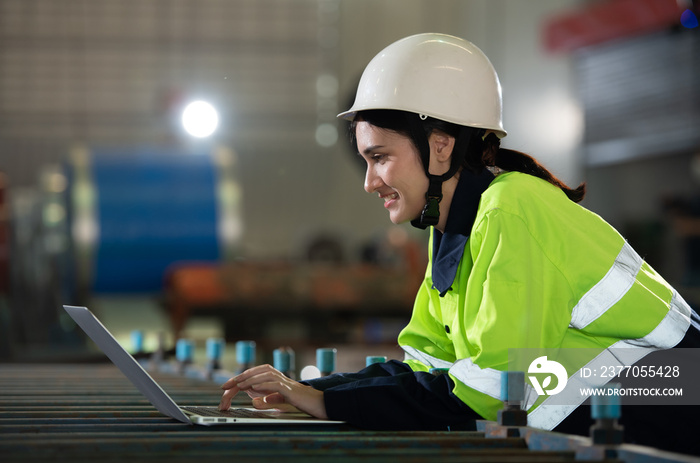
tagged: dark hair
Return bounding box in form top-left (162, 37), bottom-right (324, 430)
top-left (349, 109), bottom-right (585, 203)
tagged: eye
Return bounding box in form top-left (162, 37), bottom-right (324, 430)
top-left (371, 153), bottom-right (387, 164)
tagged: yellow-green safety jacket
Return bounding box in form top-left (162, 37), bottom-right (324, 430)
top-left (398, 171), bottom-right (692, 430)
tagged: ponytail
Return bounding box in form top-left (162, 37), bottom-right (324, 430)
top-left (474, 133), bottom-right (586, 203)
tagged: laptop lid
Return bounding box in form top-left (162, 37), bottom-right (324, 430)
top-left (63, 305), bottom-right (191, 423)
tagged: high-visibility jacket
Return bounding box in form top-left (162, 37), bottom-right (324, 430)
top-left (398, 171), bottom-right (692, 430)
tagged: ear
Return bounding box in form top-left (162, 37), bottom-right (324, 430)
top-left (428, 131), bottom-right (456, 175)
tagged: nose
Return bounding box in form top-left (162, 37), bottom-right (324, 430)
top-left (364, 165), bottom-right (381, 194)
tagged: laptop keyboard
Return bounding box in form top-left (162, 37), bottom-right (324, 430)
top-left (181, 406), bottom-right (275, 418)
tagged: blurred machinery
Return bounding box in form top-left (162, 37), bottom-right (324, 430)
top-left (164, 244), bottom-right (424, 347)
top-left (0, 173), bottom-right (9, 358)
top-left (6, 145), bottom-right (242, 358)
top-left (163, 226), bottom-right (425, 348)
top-left (67, 144), bottom-right (241, 295)
top-left (0, 174), bottom-right (7, 295)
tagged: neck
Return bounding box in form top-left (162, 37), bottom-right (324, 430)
top-left (434, 174), bottom-right (459, 233)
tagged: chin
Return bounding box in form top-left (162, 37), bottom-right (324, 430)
top-left (387, 213), bottom-right (403, 224)
top-left (388, 212), bottom-right (414, 225)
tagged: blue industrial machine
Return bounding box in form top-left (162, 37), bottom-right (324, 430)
top-left (67, 145), bottom-right (240, 294)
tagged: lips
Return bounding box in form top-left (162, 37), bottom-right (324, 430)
top-left (381, 192), bottom-right (398, 209)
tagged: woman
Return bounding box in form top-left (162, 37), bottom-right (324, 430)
top-left (220, 33), bottom-right (699, 450)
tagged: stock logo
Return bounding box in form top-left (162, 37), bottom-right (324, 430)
top-left (528, 356), bottom-right (568, 396)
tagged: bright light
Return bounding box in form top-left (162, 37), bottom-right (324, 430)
top-left (181, 100), bottom-right (219, 138)
top-left (315, 123), bottom-right (338, 147)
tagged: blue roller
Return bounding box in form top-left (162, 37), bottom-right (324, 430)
top-left (500, 371), bottom-right (525, 403)
top-left (365, 356), bottom-right (387, 367)
top-left (175, 339), bottom-right (194, 363)
top-left (130, 330), bottom-right (144, 354)
top-left (273, 348), bottom-right (292, 372)
top-left (235, 340), bottom-right (256, 367)
top-left (206, 338), bottom-right (225, 361)
top-left (316, 347), bottom-right (337, 375)
top-left (82, 147), bottom-right (224, 293)
top-left (591, 383), bottom-right (622, 420)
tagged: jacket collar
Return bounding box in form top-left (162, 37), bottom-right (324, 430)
top-left (431, 168), bottom-right (495, 296)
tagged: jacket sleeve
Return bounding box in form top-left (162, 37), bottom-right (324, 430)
top-left (303, 360), bottom-right (480, 430)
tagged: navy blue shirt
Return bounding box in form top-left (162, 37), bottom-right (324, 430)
top-left (431, 169), bottom-right (494, 295)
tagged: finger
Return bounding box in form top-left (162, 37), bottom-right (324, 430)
top-left (270, 404), bottom-right (302, 413)
top-left (218, 385), bottom-right (240, 410)
top-left (250, 380), bottom-right (293, 396)
top-left (245, 389), bottom-right (267, 399)
top-left (221, 364), bottom-right (278, 390)
top-left (236, 370), bottom-right (291, 391)
top-left (252, 394), bottom-right (300, 413)
top-left (220, 377), bottom-right (237, 390)
top-left (218, 396), bottom-right (230, 411)
top-left (243, 382), bottom-right (295, 408)
top-left (251, 382), bottom-right (327, 419)
top-left (261, 392), bottom-right (285, 405)
top-left (219, 365), bottom-right (284, 409)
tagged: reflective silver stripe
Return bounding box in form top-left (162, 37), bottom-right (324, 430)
top-left (527, 347), bottom-right (650, 430)
top-left (449, 358), bottom-right (539, 409)
top-left (529, 292), bottom-right (692, 430)
top-left (403, 347), bottom-right (540, 409)
top-left (570, 242), bottom-right (643, 330)
top-left (620, 290), bottom-right (692, 349)
top-left (401, 346), bottom-right (453, 370)
top-left (536, 344), bottom-right (650, 429)
top-left (449, 358), bottom-right (502, 400)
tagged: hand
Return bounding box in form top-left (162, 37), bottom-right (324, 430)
top-left (219, 364), bottom-right (328, 419)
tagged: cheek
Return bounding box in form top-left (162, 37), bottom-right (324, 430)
top-left (382, 151), bottom-right (428, 195)
top-left (400, 168), bottom-right (428, 197)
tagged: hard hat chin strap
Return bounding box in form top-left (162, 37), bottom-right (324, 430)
top-left (411, 176), bottom-right (443, 229)
top-left (409, 120), bottom-right (477, 230)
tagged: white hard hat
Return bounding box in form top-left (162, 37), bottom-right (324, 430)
top-left (338, 33), bottom-right (506, 138)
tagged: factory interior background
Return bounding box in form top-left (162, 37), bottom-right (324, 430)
top-left (0, 0), bottom-right (699, 374)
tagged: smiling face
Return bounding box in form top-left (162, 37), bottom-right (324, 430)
top-left (355, 121), bottom-right (430, 224)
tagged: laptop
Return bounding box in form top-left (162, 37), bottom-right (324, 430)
top-left (63, 305), bottom-right (344, 426)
